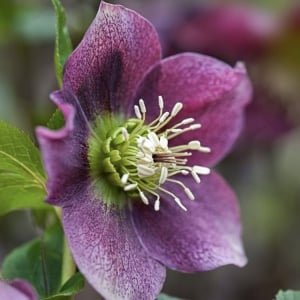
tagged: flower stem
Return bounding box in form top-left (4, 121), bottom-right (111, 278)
top-left (55, 207), bottom-right (76, 299)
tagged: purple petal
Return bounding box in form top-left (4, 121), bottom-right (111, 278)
top-left (63, 1), bottom-right (161, 120)
top-left (35, 91), bottom-right (89, 206)
top-left (0, 280), bottom-right (37, 300)
top-left (134, 53), bottom-right (252, 166)
top-left (131, 172), bottom-right (247, 272)
top-left (62, 186), bottom-right (166, 300)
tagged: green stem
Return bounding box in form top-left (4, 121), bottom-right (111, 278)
top-left (55, 207), bottom-right (76, 300)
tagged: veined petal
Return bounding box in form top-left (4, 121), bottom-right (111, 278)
top-left (62, 186), bottom-right (166, 300)
top-left (35, 90), bottom-right (89, 206)
top-left (134, 53), bottom-right (252, 166)
top-left (63, 1), bottom-right (161, 120)
top-left (131, 172), bottom-right (247, 272)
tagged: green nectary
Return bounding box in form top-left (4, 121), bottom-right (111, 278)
top-left (88, 97), bottom-right (211, 211)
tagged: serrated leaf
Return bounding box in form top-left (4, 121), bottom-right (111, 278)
top-left (275, 290), bottom-right (300, 300)
top-left (157, 294), bottom-right (186, 300)
top-left (0, 121), bottom-right (48, 215)
top-left (1, 222), bottom-right (63, 299)
top-left (51, 0), bottom-right (72, 87)
top-left (45, 272), bottom-right (85, 299)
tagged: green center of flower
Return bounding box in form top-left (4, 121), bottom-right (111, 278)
top-left (88, 96), bottom-right (211, 211)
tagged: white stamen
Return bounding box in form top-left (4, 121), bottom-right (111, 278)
top-left (181, 170), bottom-right (189, 175)
top-left (138, 164), bottom-right (156, 177)
top-left (140, 191), bottom-right (149, 205)
top-left (171, 102), bottom-right (183, 117)
top-left (191, 171), bottom-right (201, 183)
top-left (121, 173), bottom-right (129, 184)
top-left (139, 99), bottom-right (146, 113)
top-left (154, 198), bottom-right (160, 211)
top-left (182, 118), bottom-right (195, 125)
top-left (193, 166), bottom-right (211, 175)
top-left (189, 124), bottom-right (201, 130)
top-left (184, 188), bottom-right (195, 200)
top-left (199, 146), bottom-right (211, 153)
top-left (188, 140), bottom-right (201, 150)
top-left (134, 105), bottom-right (142, 119)
top-left (148, 132), bottom-right (160, 146)
top-left (159, 112), bottom-right (170, 123)
top-left (159, 166), bottom-right (168, 184)
top-left (173, 197), bottom-right (188, 211)
top-left (124, 183), bottom-right (138, 191)
top-left (159, 136), bottom-right (168, 149)
top-left (158, 96), bottom-right (164, 110)
top-left (121, 127), bottom-right (129, 140)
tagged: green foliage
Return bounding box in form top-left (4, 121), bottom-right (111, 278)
top-left (45, 272), bottom-right (85, 299)
top-left (51, 0), bottom-right (72, 87)
top-left (1, 222), bottom-right (63, 299)
top-left (0, 121), bottom-right (48, 215)
top-left (47, 108), bottom-right (65, 130)
top-left (275, 290), bottom-right (300, 300)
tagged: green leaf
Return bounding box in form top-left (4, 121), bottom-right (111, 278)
top-left (51, 0), bottom-right (72, 87)
top-left (275, 290), bottom-right (300, 300)
top-left (157, 294), bottom-right (186, 300)
top-left (47, 108), bottom-right (65, 130)
top-left (45, 272), bottom-right (85, 299)
top-left (1, 222), bottom-right (63, 299)
top-left (0, 121), bottom-right (48, 215)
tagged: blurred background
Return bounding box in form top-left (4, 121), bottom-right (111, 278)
top-left (0, 0), bottom-right (300, 299)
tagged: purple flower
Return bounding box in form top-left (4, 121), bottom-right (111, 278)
top-left (0, 280), bottom-right (37, 300)
top-left (36, 2), bottom-right (251, 299)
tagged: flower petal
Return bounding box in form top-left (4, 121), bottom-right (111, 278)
top-left (134, 53), bottom-right (252, 166)
top-left (63, 1), bottom-right (161, 120)
top-left (0, 280), bottom-right (37, 300)
top-left (131, 172), bottom-right (247, 272)
top-left (36, 91), bottom-right (89, 206)
top-left (62, 186), bottom-right (166, 300)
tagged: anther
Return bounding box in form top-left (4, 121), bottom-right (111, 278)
top-left (134, 105), bottom-right (142, 119)
top-left (158, 96), bottom-right (164, 110)
top-left (184, 188), bottom-right (195, 200)
top-left (159, 166), bottom-right (168, 184)
top-left (139, 99), bottom-right (146, 113)
top-left (171, 102), bottom-right (183, 117)
top-left (139, 191), bottom-right (149, 205)
top-left (121, 173), bottom-right (129, 184)
top-left (121, 127), bottom-right (129, 140)
top-left (124, 183), bottom-right (138, 191)
top-left (193, 166), bottom-right (211, 175)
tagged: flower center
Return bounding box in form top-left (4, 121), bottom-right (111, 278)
top-left (88, 96), bottom-right (211, 211)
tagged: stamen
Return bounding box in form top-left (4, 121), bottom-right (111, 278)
top-left (184, 188), bottom-right (195, 200)
top-left (124, 183), bottom-right (138, 191)
top-left (158, 95), bottom-right (164, 111)
top-left (191, 171), bottom-right (201, 183)
top-left (154, 198), bottom-right (160, 211)
top-left (139, 191), bottom-right (149, 205)
top-left (193, 166), bottom-right (211, 175)
top-left (159, 166), bottom-right (168, 184)
top-left (121, 127), bottom-right (129, 141)
top-left (139, 99), bottom-right (146, 114)
top-left (134, 105), bottom-right (142, 119)
top-left (171, 102), bottom-right (183, 117)
top-left (159, 112), bottom-right (170, 123)
top-left (121, 173), bottom-right (129, 184)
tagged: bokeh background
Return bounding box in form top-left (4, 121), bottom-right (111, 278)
top-left (1, 0), bottom-right (300, 299)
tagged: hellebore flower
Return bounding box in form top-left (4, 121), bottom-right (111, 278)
top-left (0, 280), bottom-right (37, 300)
top-left (36, 2), bottom-right (251, 299)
